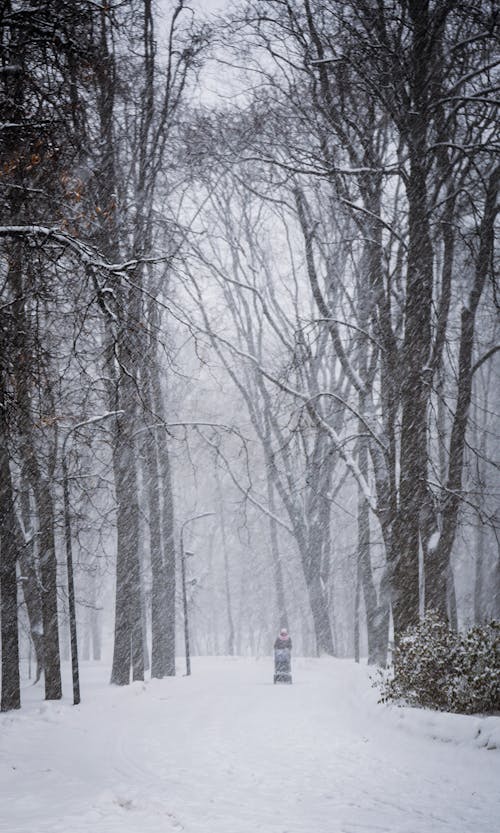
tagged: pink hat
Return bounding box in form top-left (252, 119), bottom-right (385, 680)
top-left (280, 628), bottom-right (288, 637)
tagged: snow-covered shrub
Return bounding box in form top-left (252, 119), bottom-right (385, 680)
top-left (450, 622), bottom-right (500, 714)
top-left (376, 613), bottom-right (500, 714)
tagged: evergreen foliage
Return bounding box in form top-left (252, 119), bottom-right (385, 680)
top-left (376, 613), bottom-right (500, 714)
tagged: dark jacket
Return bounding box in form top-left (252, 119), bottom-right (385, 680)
top-left (274, 635), bottom-right (292, 651)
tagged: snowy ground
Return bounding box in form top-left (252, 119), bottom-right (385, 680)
top-left (1, 657), bottom-right (499, 833)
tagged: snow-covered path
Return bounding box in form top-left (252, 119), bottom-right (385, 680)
top-left (1, 657), bottom-right (499, 833)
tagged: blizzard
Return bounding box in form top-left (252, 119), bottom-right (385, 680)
top-left (1, 657), bottom-right (499, 833)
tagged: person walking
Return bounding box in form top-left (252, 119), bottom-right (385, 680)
top-left (273, 628), bottom-right (292, 684)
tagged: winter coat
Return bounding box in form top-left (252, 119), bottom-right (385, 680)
top-left (274, 635), bottom-right (292, 651)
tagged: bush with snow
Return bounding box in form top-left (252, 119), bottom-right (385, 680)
top-left (377, 613), bottom-right (500, 714)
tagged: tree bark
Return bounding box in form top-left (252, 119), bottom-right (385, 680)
top-left (17, 470), bottom-right (44, 681)
top-left (151, 362), bottom-right (176, 676)
top-left (266, 472), bottom-right (288, 632)
top-left (393, 2), bottom-right (435, 636)
top-left (0, 414), bottom-right (21, 711)
top-left (474, 519), bottom-right (486, 626)
top-left (428, 166), bottom-right (499, 615)
top-left (144, 385), bottom-right (169, 678)
top-left (110, 410), bottom-right (144, 685)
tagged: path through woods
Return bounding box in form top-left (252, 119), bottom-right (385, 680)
top-left (1, 658), bottom-right (499, 832)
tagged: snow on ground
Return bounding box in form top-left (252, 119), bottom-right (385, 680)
top-left (1, 657), bottom-right (499, 833)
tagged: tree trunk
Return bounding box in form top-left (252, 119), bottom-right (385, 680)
top-left (392, 3), bottom-right (435, 638)
top-left (37, 481), bottom-right (62, 699)
top-left (447, 564), bottom-right (458, 631)
top-left (17, 470), bottom-right (44, 681)
top-left (150, 363), bottom-right (176, 676)
top-left (304, 553), bottom-right (334, 655)
top-left (394, 154), bottom-right (433, 636)
top-left (111, 411), bottom-right (144, 685)
top-left (8, 243), bottom-right (61, 700)
top-left (0, 418), bottom-right (21, 711)
top-left (144, 396), bottom-right (169, 678)
top-left (357, 214), bottom-right (390, 665)
top-left (221, 520), bottom-right (235, 656)
top-left (3, 41), bottom-right (61, 695)
top-left (91, 606), bottom-right (102, 662)
top-left (430, 166), bottom-right (499, 615)
top-left (474, 519), bottom-right (486, 625)
top-left (358, 468), bottom-right (388, 665)
top-left (266, 477), bottom-right (288, 632)
top-left (354, 555), bottom-right (360, 664)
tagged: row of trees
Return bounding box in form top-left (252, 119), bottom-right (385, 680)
top-left (1, 0), bottom-right (498, 711)
top-left (180, 0), bottom-right (499, 662)
top-left (0, 0), bottom-right (207, 710)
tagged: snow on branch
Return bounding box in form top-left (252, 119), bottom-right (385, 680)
top-left (0, 225), bottom-right (172, 274)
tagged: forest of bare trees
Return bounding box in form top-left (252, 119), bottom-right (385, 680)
top-left (1, 0), bottom-right (498, 711)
